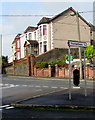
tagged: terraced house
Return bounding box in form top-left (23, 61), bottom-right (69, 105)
top-left (11, 7), bottom-right (94, 62)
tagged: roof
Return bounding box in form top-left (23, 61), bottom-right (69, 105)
top-left (12, 34), bottom-right (21, 44)
top-left (24, 40), bottom-right (38, 47)
top-left (24, 26), bottom-right (37, 33)
top-left (27, 40), bottom-right (38, 44)
top-left (37, 17), bottom-right (51, 25)
top-left (90, 24), bottom-right (95, 31)
top-left (50, 7), bottom-right (91, 27)
top-left (37, 7), bottom-right (91, 27)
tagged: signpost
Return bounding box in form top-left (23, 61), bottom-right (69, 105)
top-left (68, 40), bottom-right (87, 48)
top-left (68, 40), bottom-right (87, 100)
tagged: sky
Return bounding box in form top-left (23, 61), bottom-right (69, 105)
top-left (0, 0), bottom-right (95, 57)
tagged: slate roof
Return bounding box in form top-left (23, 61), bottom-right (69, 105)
top-left (37, 17), bottom-right (51, 25)
top-left (24, 26), bottom-right (37, 33)
top-left (37, 7), bottom-right (91, 27)
top-left (90, 24), bottom-right (95, 31)
top-left (27, 40), bottom-right (38, 44)
top-left (12, 34), bottom-right (21, 44)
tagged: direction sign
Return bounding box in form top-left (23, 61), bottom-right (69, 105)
top-left (68, 40), bottom-right (87, 47)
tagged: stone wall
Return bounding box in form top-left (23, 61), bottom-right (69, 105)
top-left (14, 59), bottom-right (28, 76)
top-left (5, 66), bottom-right (13, 75)
top-left (4, 58), bottom-right (29, 76)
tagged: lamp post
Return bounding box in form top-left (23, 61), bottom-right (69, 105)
top-left (76, 11), bottom-right (83, 80)
top-left (70, 11), bottom-right (83, 80)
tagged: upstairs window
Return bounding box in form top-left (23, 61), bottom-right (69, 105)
top-left (29, 33), bottom-right (32, 40)
top-left (16, 40), bottom-right (20, 48)
top-left (34, 31), bottom-right (36, 40)
top-left (43, 25), bottom-right (47, 35)
top-left (43, 41), bottom-right (47, 52)
top-left (40, 42), bottom-right (42, 53)
top-left (40, 26), bottom-right (42, 36)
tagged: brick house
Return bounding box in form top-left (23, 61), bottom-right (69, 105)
top-left (11, 7), bottom-right (94, 61)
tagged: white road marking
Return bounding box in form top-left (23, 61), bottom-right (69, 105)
top-left (0, 105), bottom-right (10, 109)
top-left (0, 105), bottom-right (14, 110)
top-left (60, 87), bottom-right (64, 89)
top-left (5, 106), bottom-right (14, 110)
top-left (51, 86), bottom-right (58, 89)
top-left (60, 87), bottom-right (68, 89)
top-left (15, 85), bottom-right (20, 87)
top-left (42, 86), bottom-right (49, 88)
top-left (28, 85), bottom-right (33, 87)
top-left (22, 85), bottom-right (27, 87)
top-left (35, 86), bottom-right (41, 88)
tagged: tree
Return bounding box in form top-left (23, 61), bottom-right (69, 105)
top-left (86, 45), bottom-right (95, 65)
top-left (2, 56), bottom-right (8, 65)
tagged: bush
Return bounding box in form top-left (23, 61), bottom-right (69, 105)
top-left (35, 61), bottom-right (48, 68)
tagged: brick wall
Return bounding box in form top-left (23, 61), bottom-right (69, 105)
top-left (34, 67), bottom-right (50, 77)
top-left (5, 66), bottom-right (13, 75)
top-left (34, 65), bottom-right (95, 79)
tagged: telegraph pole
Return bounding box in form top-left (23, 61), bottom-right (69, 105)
top-left (0, 34), bottom-right (2, 74)
top-left (76, 11), bottom-right (83, 80)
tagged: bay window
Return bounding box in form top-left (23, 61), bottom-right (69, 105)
top-left (40, 26), bottom-right (42, 36)
top-left (43, 25), bottom-right (47, 35)
top-left (29, 33), bottom-right (32, 40)
top-left (43, 41), bottom-right (47, 52)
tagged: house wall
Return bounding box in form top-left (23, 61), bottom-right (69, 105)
top-left (20, 34), bottom-right (26, 59)
top-left (12, 42), bottom-right (16, 61)
top-left (51, 10), bottom-right (90, 49)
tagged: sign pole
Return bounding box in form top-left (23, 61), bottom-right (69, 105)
top-left (84, 48), bottom-right (87, 96)
top-left (68, 46), bottom-right (71, 100)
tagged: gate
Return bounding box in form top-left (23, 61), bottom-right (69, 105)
top-left (51, 65), bottom-right (55, 77)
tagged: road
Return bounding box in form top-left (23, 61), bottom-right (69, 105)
top-left (0, 75), bottom-right (94, 119)
top-left (1, 75), bottom-right (93, 104)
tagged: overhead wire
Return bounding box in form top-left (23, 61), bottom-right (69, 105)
top-left (1, 10), bottom-right (94, 36)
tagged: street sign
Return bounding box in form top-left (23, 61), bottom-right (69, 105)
top-left (68, 40), bottom-right (87, 47)
top-left (68, 56), bottom-right (74, 61)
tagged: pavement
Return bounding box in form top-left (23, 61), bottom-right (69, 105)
top-left (11, 87), bottom-right (95, 110)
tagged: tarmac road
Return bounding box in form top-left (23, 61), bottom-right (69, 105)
top-left (0, 75), bottom-right (95, 119)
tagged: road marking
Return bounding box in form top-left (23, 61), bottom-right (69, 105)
top-left (15, 85), bottom-right (20, 87)
top-left (0, 105), bottom-right (10, 108)
top-left (51, 86), bottom-right (58, 89)
top-left (73, 86), bottom-right (80, 89)
top-left (28, 85), bottom-right (33, 87)
top-left (60, 87), bottom-right (64, 89)
top-left (42, 86), bottom-right (49, 88)
top-left (0, 105), bottom-right (14, 110)
top-left (60, 87), bottom-right (68, 89)
top-left (35, 86), bottom-right (41, 88)
top-left (5, 106), bottom-right (14, 110)
top-left (22, 85), bottom-right (27, 87)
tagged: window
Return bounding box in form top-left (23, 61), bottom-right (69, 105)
top-left (29, 33), bottom-right (32, 40)
top-left (91, 40), bottom-right (95, 46)
top-left (17, 40), bottom-right (20, 48)
top-left (43, 41), bottom-right (47, 52)
top-left (40, 42), bottom-right (42, 53)
top-left (43, 25), bottom-right (47, 35)
top-left (40, 26), bottom-right (42, 36)
top-left (34, 32), bottom-right (36, 40)
top-left (26, 34), bottom-right (27, 40)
